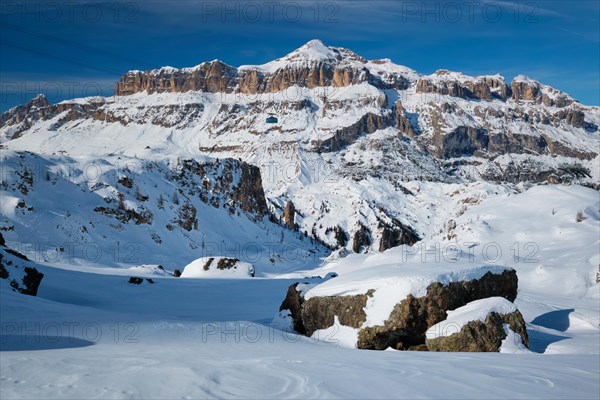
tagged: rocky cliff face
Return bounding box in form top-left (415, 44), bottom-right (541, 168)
top-left (510, 75), bottom-right (574, 107)
top-left (114, 41), bottom-right (410, 97)
top-left (115, 61), bottom-right (239, 96)
top-left (416, 71), bottom-right (509, 101)
top-left (1, 39), bottom-right (598, 253)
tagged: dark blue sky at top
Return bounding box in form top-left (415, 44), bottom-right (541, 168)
top-left (0, 0), bottom-right (598, 112)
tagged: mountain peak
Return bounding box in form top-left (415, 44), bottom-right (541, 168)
top-left (302, 38), bottom-right (327, 49)
top-left (282, 39), bottom-right (338, 63)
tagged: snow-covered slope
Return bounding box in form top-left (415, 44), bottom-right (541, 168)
top-left (2, 39), bottom-right (598, 252)
top-left (1, 191), bottom-right (599, 397)
top-left (0, 39), bottom-right (599, 398)
top-left (0, 150), bottom-right (327, 274)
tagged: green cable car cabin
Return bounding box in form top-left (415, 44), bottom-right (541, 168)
top-left (266, 116), bottom-right (278, 124)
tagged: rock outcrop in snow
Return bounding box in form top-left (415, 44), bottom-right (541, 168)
top-left (181, 257), bottom-right (255, 278)
top-left (425, 297), bottom-right (529, 352)
top-left (0, 233), bottom-right (44, 296)
top-left (280, 266), bottom-right (519, 350)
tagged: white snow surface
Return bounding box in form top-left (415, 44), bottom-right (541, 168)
top-left (181, 257), bottom-right (255, 278)
top-left (500, 324), bottom-right (533, 354)
top-left (1, 184), bottom-right (599, 399)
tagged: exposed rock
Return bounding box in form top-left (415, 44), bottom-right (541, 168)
top-left (314, 112), bottom-right (394, 152)
top-left (279, 269), bottom-right (519, 351)
top-left (172, 269), bottom-right (182, 277)
top-left (280, 282), bottom-right (375, 337)
top-left (283, 200), bottom-right (296, 229)
top-left (0, 242), bottom-right (44, 296)
top-left (301, 289), bottom-right (375, 336)
top-left (129, 277), bottom-right (143, 285)
top-left (216, 257), bottom-right (240, 270)
top-left (1, 96), bottom-right (107, 138)
top-left (395, 101), bottom-right (416, 137)
top-left (279, 283), bottom-right (308, 334)
top-left (115, 60), bottom-right (238, 96)
top-left (333, 226), bottom-right (348, 248)
top-left (202, 258), bottom-right (214, 270)
top-left (93, 206), bottom-right (153, 225)
top-left (357, 269), bottom-right (518, 350)
top-left (0, 94), bottom-right (49, 137)
top-left (118, 176), bottom-right (134, 189)
top-left (416, 73), bottom-right (508, 101)
top-left (562, 109), bottom-right (585, 128)
top-left (174, 201), bottom-right (198, 231)
top-left (176, 158), bottom-right (269, 220)
top-left (511, 78), bottom-right (540, 103)
top-left (229, 162), bottom-right (269, 218)
top-left (426, 310), bottom-right (528, 352)
top-left (182, 257), bottom-right (255, 277)
top-left (378, 221), bottom-right (420, 252)
top-left (114, 50), bottom-right (408, 97)
top-left (431, 126), bottom-right (489, 158)
top-left (511, 76), bottom-right (573, 108)
top-left (486, 132), bottom-right (548, 156)
top-left (352, 223), bottom-right (371, 253)
top-left (9, 267), bottom-right (43, 296)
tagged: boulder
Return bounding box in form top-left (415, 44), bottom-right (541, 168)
top-left (357, 269), bottom-right (518, 350)
top-left (425, 297), bottom-right (528, 352)
top-left (280, 267), bottom-right (519, 351)
top-left (301, 289), bottom-right (374, 337)
top-left (279, 283), bottom-right (308, 334)
top-left (181, 257), bottom-right (255, 278)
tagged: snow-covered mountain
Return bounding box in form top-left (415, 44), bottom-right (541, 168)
top-left (1, 39), bottom-right (599, 398)
top-left (1, 39), bottom-right (599, 258)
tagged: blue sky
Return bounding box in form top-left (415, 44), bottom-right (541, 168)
top-left (1, 0), bottom-right (598, 111)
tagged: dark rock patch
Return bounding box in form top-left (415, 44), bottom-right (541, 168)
top-left (426, 310), bottom-right (528, 352)
top-left (358, 269), bottom-right (518, 350)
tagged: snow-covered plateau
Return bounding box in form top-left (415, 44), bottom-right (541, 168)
top-left (0, 40), bottom-right (599, 399)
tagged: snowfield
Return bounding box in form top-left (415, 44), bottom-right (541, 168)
top-left (1, 183), bottom-right (599, 399)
